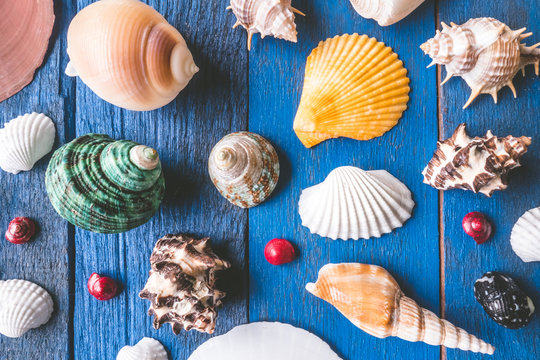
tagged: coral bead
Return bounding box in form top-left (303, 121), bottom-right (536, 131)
top-left (87, 273), bottom-right (118, 301)
top-left (463, 212), bottom-right (492, 244)
top-left (5, 217), bottom-right (36, 244)
top-left (264, 239), bottom-right (296, 265)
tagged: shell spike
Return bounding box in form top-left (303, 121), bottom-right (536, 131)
top-left (426, 60), bottom-right (437, 68)
top-left (507, 81), bottom-right (517, 97)
top-left (441, 71), bottom-right (454, 85)
top-left (450, 21), bottom-right (457, 27)
top-left (463, 88), bottom-right (482, 109)
top-left (247, 31), bottom-right (254, 51)
top-left (291, 7), bottom-right (305, 16)
top-left (520, 32), bottom-right (533, 40)
top-left (441, 21), bottom-right (451, 31)
top-left (513, 27), bottom-right (528, 39)
top-left (226, 5), bottom-right (232, 10)
top-left (490, 91), bottom-right (498, 103)
top-left (232, 21), bottom-right (241, 29)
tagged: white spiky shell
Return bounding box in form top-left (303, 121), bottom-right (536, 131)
top-left (116, 337), bottom-right (168, 360)
top-left (298, 166), bottom-right (414, 240)
top-left (0, 112), bottom-right (55, 174)
top-left (349, 0), bottom-right (425, 26)
top-left (188, 322), bottom-right (341, 360)
top-left (511, 207), bottom-right (540, 263)
top-left (227, 0), bottom-right (304, 50)
top-left (0, 279), bottom-right (54, 338)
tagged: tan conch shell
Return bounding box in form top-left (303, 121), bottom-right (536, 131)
top-left (422, 124), bottom-right (531, 196)
top-left (66, 0), bottom-right (199, 111)
top-left (349, 0), bottom-right (425, 26)
top-left (306, 263), bottom-right (495, 355)
top-left (227, 0), bottom-right (305, 50)
top-left (421, 17), bottom-right (540, 109)
top-left (294, 34), bottom-right (410, 148)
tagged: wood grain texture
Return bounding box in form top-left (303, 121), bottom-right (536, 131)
top-left (248, 1), bottom-right (440, 359)
top-left (437, 1), bottom-right (540, 359)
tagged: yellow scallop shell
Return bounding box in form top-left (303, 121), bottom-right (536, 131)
top-left (293, 34), bottom-right (410, 148)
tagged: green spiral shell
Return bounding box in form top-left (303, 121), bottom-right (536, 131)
top-left (45, 134), bottom-right (165, 233)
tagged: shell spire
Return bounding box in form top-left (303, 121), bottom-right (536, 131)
top-left (306, 263), bottom-right (495, 355)
top-left (421, 17), bottom-right (540, 108)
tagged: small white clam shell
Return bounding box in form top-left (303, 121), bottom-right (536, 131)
top-left (116, 337), bottom-right (168, 360)
top-left (511, 207), bottom-right (540, 262)
top-left (188, 322), bottom-right (341, 360)
top-left (299, 166), bottom-right (414, 240)
top-left (349, 0), bottom-right (425, 26)
top-left (0, 112), bottom-right (55, 174)
top-left (0, 279), bottom-right (54, 338)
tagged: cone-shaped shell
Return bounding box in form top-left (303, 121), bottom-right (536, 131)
top-left (421, 17), bottom-right (540, 109)
top-left (66, 0), bottom-right (198, 111)
top-left (0, 112), bottom-right (56, 174)
top-left (0, 0), bottom-right (55, 102)
top-left (349, 0), bottom-right (425, 26)
top-left (306, 263), bottom-right (495, 355)
top-left (45, 134), bottom-right (165, 233)
top-left (0, 279), bottom-right (54, 338)
top-left (116, 337), bottom-right (168, 360)
top-left (511, 207), bottom-right (540, 262)
top-left (299, 167), bottom-right (414, 240)
top-left (208, 132), bottom-right (279, 208)
top-left (294, 34), bottom-right (410, 148)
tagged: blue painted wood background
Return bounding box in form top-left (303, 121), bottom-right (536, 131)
top-left (0, 0), bottom-right (538, 359)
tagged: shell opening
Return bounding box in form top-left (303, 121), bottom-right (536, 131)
top-left (130, 145), bottom-right (159, 171)
top-left (170, 42), bottom-right (199, 85)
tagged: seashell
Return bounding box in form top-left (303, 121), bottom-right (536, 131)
top-left (227, 0), bottom-right (305, 50)
top-left (299, 166), bottom-right (414, 240)
top-left (511, 207), bottom-right (540, 262)
top-left (422, 123), bottom-right (531, 197)
top-left (188, 322), bottom-right (341, 360)
top-left (208, 132), bottom-right (279, 208)
top-left (140, 234), bottom-right (231, 334)
top-left (117, 337), bottom-right (168, 360)
top-left (66, 0), bottom-right (198, 111)
top-left (0, 0), bottom-right (55, 102)
top-left (45, 134), bottom-right (165, 233)
top-left (474, 272), bottom-right (535, 329)
top-left (349, 0), bottom-right (425, 26)
top-left (421, 18), bottom-right (540, 109)
top-left (0, 113), bottom-right (56, 174)
top-left (5, 217), bottom-right (36, 244)
top-left (0, 279), bottom-right (54, 338)
top-left (307, 263), bottom-right (495, 354)
top-left (293, 34), bottom-right (410, 148)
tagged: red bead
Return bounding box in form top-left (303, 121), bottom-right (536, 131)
top-left (5, 217), bottom-right (36, 244)
top-left (264, 239), bottom-right (296, 265)
top-left (462, 212), bottom-right (492, 244)
top-left (87, 273), bottom-right (118, 301)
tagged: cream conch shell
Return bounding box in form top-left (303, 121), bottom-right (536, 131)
top-left (421, 17), bottom-right (540, 109)
top-left (293, 34), bottom-right (410, 148)
top-left (349, 0), bottom-right (425, 26)
top-left (511, 207), bottom-right (540, 262)
top-left (306, 263), bottom-right (495, 355)
top-left (116, 337), bottom-right (168, 360)
top-left (227, 0), bottom-right (305, 50)
top-left (66, 0), bottom-right (199, 111)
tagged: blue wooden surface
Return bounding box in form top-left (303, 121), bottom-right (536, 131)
top-left (0, 0), bottom-right (538, 359)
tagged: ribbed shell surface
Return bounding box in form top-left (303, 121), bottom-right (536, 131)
top-left (511, 207), bottom-right (540, 262)
top-left (0, 279), bottom-right (54, 338)
top-left (294, 34), bottom-right (410, 148)
top-left (45, 134), bottom-right (165, 234)
top-left (116, 337), bottom-right (168, 360)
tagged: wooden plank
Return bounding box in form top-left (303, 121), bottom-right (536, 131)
top-left (437, 1), bottom-right (540, 359)
top-left (72, 1), bottom-right (247, 359)
top-left (0, 0), bottom-right (76, 358)
top-left (248, 1), bottom-right (439, 359)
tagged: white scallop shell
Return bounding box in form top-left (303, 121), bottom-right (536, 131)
top-left (349, 0), bottom-right (425, 26)
top-left (511, 207), bottom-right (540, 262)
top-left (0, 279), bottom-right (54, 338)
top-left (116, 337), bottom-right (168, 360)
top-left (299, 166), bottom-right (414, 240)
top-left (188, 322), bottom-right (341, 360)
top-left (0, 112), bottom-right (55, 174)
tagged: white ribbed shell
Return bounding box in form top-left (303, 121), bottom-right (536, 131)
top-left (349, 0), bottom-right (425, 26)
top-left (299, 166), bottom-right (414, 240)
top-left (0, 279), bottom-right (54, 338)
top-left (511, 207), bottom-right (540, 262)
top-left (188, 322), bottom-right (341, 360)
top-left (0, 112), bottom-right (55, 174)
top-left (116, 337), bottom-right (168, 360)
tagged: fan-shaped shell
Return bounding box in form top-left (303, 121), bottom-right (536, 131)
top-left (0, 112), bottom-right (56, 174)
top-left (294, 34), bottom-right (410, 148)
top-left (0, 0), bottom-right (55, 102)
top-left (349, 0), bottom-right (425, 26)
top-left (117, 337), bottom-right (168, 360)
top-left (208, 132), bottom-right (279, 208)
top-left (45, 134), bottom-right (165, 233)
top-left (511, 207), bottom-right (540, 262)
top-left (188, 322), bottom-right (341, 360)
top-left (299, 166), bottom-right (414, 240)
top-left (0, 279), bottom-right (54, 338)
top-left (66, 0), bottom-right (198, 111)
